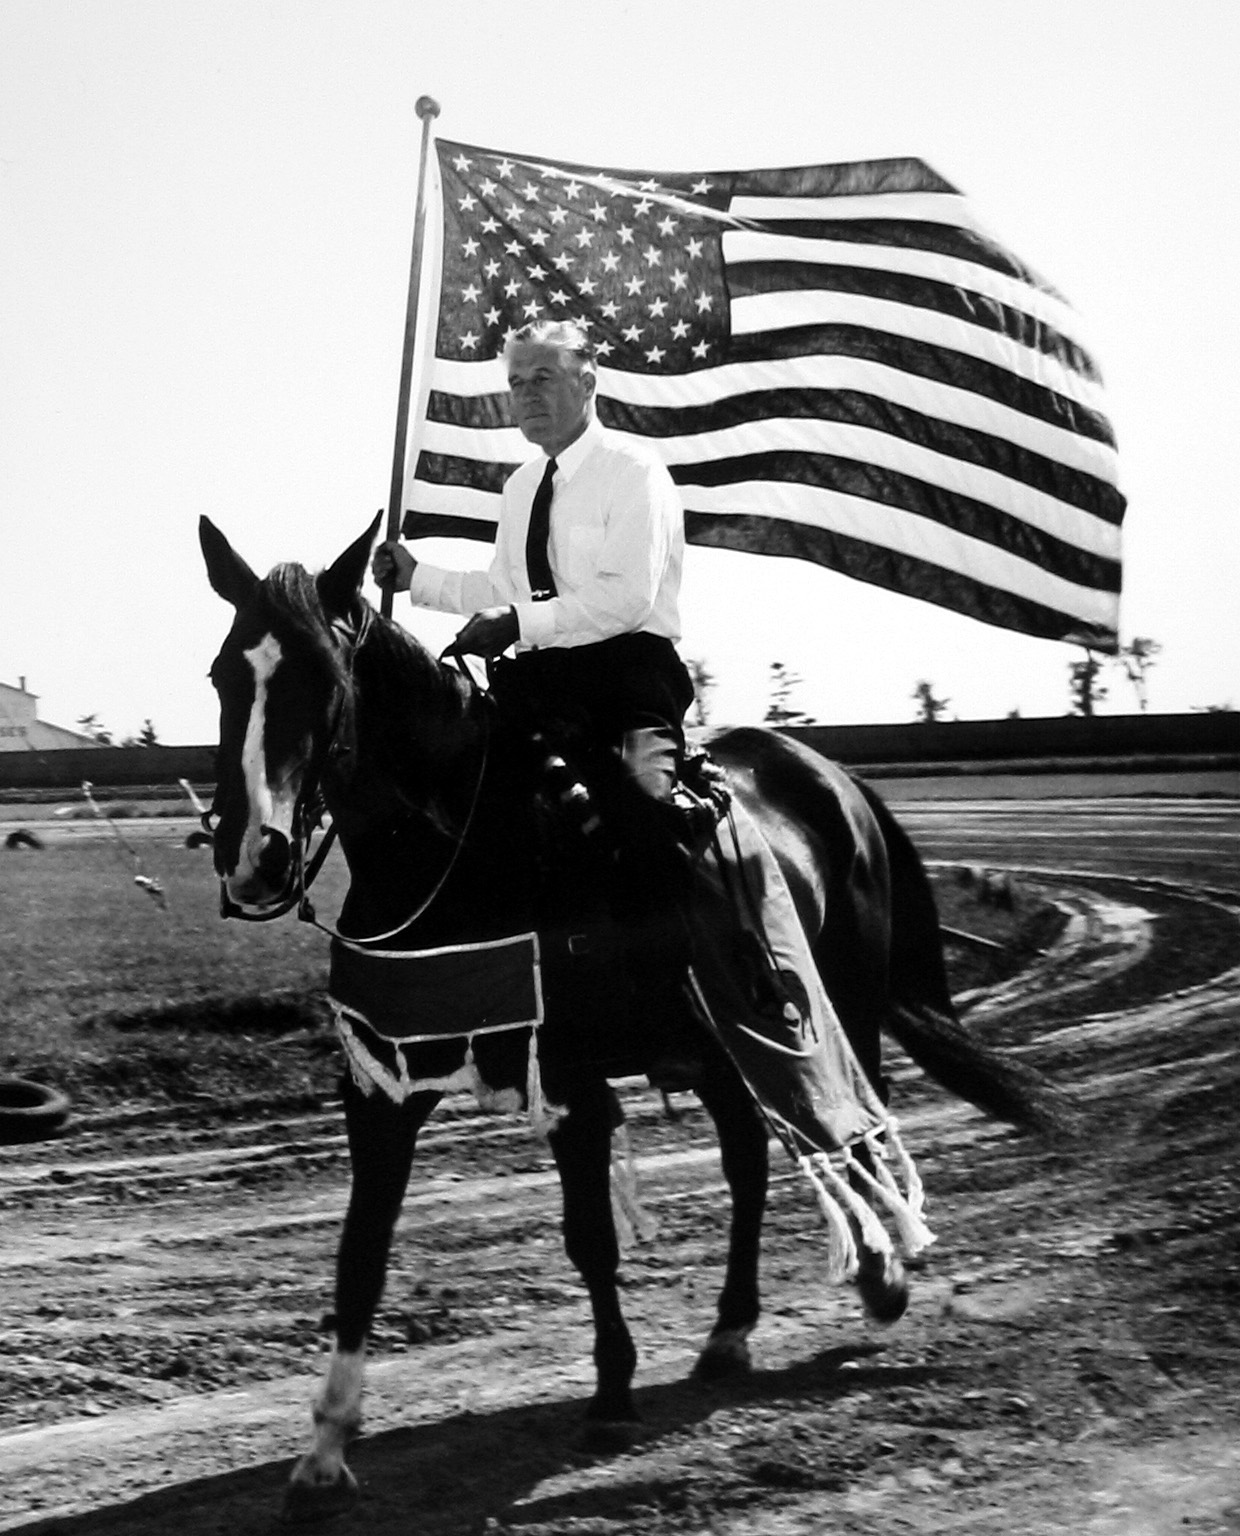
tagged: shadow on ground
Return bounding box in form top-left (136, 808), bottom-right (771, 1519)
top-left (14, 1343), bottom-right (934, 1535)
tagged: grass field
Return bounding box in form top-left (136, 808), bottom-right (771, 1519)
top-left (0, 824), bottom-right (1040, 1114)
top-left (0, 827), bottom-right (348, 1109)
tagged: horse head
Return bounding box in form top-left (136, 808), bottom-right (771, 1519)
top-left (199, 514), bottom-right (380, 910)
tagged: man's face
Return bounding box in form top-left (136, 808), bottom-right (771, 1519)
top-left (506, 341), bottom-right (595, 456)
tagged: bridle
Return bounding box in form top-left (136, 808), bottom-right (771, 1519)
top-left (205, 611), bottom-right (491, 948)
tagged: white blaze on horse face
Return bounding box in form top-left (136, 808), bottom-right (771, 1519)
top-left (232, 633), bottom-right (298, 893)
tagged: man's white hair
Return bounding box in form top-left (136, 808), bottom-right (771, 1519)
top-left (503, 318), bottom-right (597, 374)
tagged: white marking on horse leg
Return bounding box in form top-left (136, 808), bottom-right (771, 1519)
top-left (289, 1344), bottom-right (365, 1488)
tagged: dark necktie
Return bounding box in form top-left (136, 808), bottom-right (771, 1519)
top-left (525, 456), bottom-right (558, 601)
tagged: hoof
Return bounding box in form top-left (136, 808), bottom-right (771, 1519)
top-left (578, 1416), bottom-right (641, 1455)
top-left (856, 1247), bottom-right (909, 1327)
top-left (693, 1328), bottom-right (753, 1382)
top-left (280, 1465), bottom-right (359, 1526)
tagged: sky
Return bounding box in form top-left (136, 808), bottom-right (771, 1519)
top-left (2, 0), bottom-right (1237, 744)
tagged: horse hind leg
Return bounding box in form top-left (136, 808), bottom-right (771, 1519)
top-left (692, 1054), bottom-right (770, 1380)
top-left (548, 1081), bottom-right (639, 1435)
top-left (284, 1080), bottom-right (437, 1522)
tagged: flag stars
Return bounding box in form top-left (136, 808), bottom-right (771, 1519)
top-left (647, 297), bottom-right (668, 317)
top-left (564, 180), bottom-right (581, 199)
top-left (601, 251), bottom-right (621, 272)
top-left (574, 228), bottom-right (595, 248)
top-left (526, 263), bottom-right (547, 281)
top-left (484, 307), bottom-right (502, 326)
top-left (522, 299), bottom-right (543, 318)
top-left (695, 292), bottom-right (713, 313)
top-left (458, 193), bottom-right (477, 212)
top-left (504, 239), bottom-right (522, 256)
top-left (461, 237), bottom-right (480, 258)
top-left (625, 275), bottom-right (646, 295)
top-left (461, 331), bottom-right (479, 350)
top-left (617, 225), bottom-right (635, 245)
top-left (645, 345), bottom-right (666, 363)
top-left (496, 158), bottom-right (515, 178)
top-left (479, 178), bottom-right (498, 198)
top-left (484, 258), bottom-right (501, 279)
top-left (480, 217), bottom-right (500, 234)
top-left (634, 198), bottom-right (653, 216)
top-left (622, 323), bottom-right (644, 342)
top-left (521, 182), bottom-right (540, 201)
top-left (638, 178), bottom-right (659, 192)
top-left (578, 275), bottom-right (597, 294)
top-left (657, 216), bottom-right (676, 237)
top-left (686, 237), bottom-right (704, 259)
top-left (505, 203), bottom-right (524, 221)
top-left (595, 339), bottom-right (614, 357)
top-left (670, 269), bottom-right (688, 291)
top-left (600, 300), bottom-right (620, 319)
top-left (691, 339), bottom-right (709, 359)
top-left (453, 154), bottom-right (472, 172)
top-left (552, 252), bottom-right (574, 271)
top-left (549, 206), bottom-right (568, 226)
top-left (690, 178), bottom-right (711, 195)
top-left (504, 278), bottom-right (521, 298)
top-left (528, 228), bottom-right (548, 246)
top-left (461, 282), bottom-right (481, 302)
top-left (590, 202), bottom-right (608, 222)
top-left (642, 246), bottom-right (662, 268)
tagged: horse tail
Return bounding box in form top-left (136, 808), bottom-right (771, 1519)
top-left (853, 777), bottom-right (1080, 1138)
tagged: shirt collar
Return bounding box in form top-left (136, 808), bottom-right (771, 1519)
top-left (551, 416), bottom-right (604, 483)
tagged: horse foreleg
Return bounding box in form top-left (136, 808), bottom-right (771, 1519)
top-left (692, 1056), bottom-right (770, 1378)
top-left (548, 1082), bottom-right (638, 1425)
top-left (284, 1079), bottom-right (438, 1520)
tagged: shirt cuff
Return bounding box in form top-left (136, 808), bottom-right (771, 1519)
top-left (515, 600), bottom-right (557, 649)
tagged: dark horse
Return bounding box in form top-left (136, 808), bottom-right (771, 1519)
top-left (200, 516), bottom-right (1061, 1520)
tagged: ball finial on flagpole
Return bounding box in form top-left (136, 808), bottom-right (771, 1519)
top-left (416, 96), bottom-right (441, 120)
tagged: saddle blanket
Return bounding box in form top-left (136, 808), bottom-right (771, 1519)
top-left (328, 931), bottom-right (554, 1122)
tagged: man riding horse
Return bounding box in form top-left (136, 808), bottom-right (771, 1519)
top-left (372, 317), bottom-right (806, 1040)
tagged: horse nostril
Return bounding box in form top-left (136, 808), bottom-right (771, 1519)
top-left (257, 825), bottom-right (291, 886)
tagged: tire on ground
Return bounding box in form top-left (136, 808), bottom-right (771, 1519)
top-left (0, 1079), bottom-right (71, 1144)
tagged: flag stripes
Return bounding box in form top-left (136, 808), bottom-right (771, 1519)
top-left (402, 140), bottom-right (1125, 647)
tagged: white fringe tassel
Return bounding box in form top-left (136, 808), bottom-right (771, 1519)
top-left (610, 1122), bottom-right (658, 1249)
top-left (798, 1154), bottom-right (858, 1282)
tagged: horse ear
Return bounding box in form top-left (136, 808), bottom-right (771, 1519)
top-left (318, 512), bottom-right (384, 619)
top-left (199, 517), bottom-right (259, 609)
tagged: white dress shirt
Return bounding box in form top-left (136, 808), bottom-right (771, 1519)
top-left (406, 418), bottom-right (685, 650)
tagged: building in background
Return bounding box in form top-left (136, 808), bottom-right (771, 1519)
top-left (0, 678), bottom-right (101, 751)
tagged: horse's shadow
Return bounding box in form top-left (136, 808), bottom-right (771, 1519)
top-left (17, 1345), bottom-right (950, 1535)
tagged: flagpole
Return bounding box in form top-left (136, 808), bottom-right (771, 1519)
top-left (381, 93), bottom-right (440, 619)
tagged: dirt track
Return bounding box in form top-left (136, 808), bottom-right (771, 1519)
top-left (1, 851), bottom-right (1238, 1534)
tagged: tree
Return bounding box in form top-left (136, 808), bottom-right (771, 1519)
top-left (684, 656), bottom-right (716, 727)
top-left (1067, 649), bottom-right (1107, 717)
top-left (911, 680), bottom-right (950, 723)
top-left (121, 718), bottom-right (160, 748)
top-left (76, 712), bottom-right (113, 745)
top-left (763, 662), bottom-right (814, 728)
top-left (1118, 636), bottom-right (1161, 713)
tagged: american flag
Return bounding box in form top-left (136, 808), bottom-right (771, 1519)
top-left (402, 138), bottom-right (1124, 648)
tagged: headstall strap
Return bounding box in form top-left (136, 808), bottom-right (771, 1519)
top-left (216, 608), bottom-right (490, 946)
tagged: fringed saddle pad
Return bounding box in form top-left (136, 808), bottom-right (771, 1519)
top-left (328, 932), bottom-right (560, 1129)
